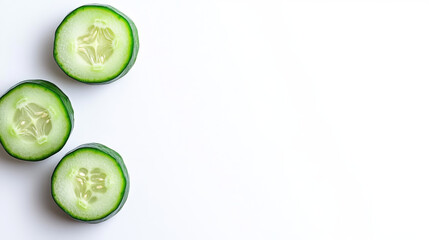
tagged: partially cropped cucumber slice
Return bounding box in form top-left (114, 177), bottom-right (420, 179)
top-left (0, 80), bottom-right (73, 161)
top-left (54, 4), bottom-right (139, 84)
top-left (52, 143), bottom-right (129, 223)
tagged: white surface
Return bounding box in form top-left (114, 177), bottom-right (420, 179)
top-left (1, 0), bottom-right (429, 239)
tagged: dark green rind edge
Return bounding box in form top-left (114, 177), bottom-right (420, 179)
top-left (53, 4), bottom-right (139, 84)
top-left (0, 80), bottom-right (74, 161)
top-left (51, 143), bottom-right (130, 223)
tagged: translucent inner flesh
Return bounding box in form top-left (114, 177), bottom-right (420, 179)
top-left (74, 167), bottom-right (107, 209)
top-left (77, 19), bottom-right (116, 70)
top-left (13, 100), bottom-right (52, 144)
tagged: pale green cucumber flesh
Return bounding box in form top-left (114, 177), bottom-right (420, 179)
top-left (54, 4), bottom-right (139, 84)
top-left (0, 80), bottom-right (73, 161)
top-left (51, 143), bottom-right (129, 223)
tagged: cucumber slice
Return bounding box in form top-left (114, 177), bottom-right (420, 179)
top-left (0, 80), bottom-right (74, 161)
top-left (54, 4), bottom-right (139, 84)
top-left (51, 143), bottom-right (129, 223)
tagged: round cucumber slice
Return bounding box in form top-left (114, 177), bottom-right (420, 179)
top-left (51, 143), bottom-right (129, 223)
top-left (0, 80), bottom-right (74, 161)
top-left (54, 4), bottom-right (139, 84)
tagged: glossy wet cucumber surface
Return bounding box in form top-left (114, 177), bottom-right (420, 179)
top-left (51, 143), bottom-right (129, 223)
top-left (54, 4), bottom-right (139, 84)
top-left (0, 80), bottom-right (73, 161)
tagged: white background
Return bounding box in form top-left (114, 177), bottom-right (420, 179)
top-left (0, 0), bottom-right (428, 239)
